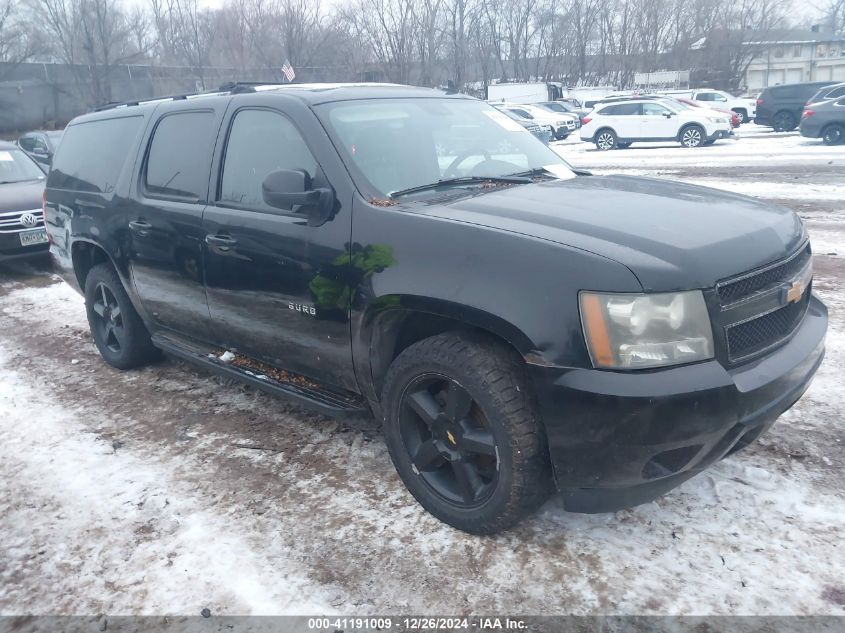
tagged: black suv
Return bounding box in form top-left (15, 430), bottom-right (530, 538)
top-left (45, 84), bottom-right (827, 534)
top-left (755, 81), bottom-right (837, 131)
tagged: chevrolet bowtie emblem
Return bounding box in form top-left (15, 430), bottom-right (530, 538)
top-left (786, 279), bottom-right (806, 304)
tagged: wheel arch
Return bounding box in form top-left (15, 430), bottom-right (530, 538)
top-left (71, 239), bottom-right (115, 291)
top-left (355, 297), bottom-right (537, 407)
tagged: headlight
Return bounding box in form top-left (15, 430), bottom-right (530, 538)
top-left (707, 116), bottom-right (725, 123)
top-left (579, 291), bottom-right (714, 369)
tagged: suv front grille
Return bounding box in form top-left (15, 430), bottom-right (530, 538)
top-left (726, 294), bottom-right (810, 359)
top-left (716, 242), bottom-right (812, 363)
top-left (0, 209), bottom-right (44, 233)
top-left (717, 243), bottom-right (811, 304)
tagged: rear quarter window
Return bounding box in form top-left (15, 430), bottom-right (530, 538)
top-left (48, 116), bottom-right (143, 193)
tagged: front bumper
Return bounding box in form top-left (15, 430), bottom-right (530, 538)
top-left (0, 231), bottom-right (49, 262)
top-left (706, 125), bottom-right (734, 141)
top-left (530, 294), bottom-right (827, 513)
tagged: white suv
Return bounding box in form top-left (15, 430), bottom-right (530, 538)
top-left (496, 103), bottom-right (580, 140)
top-left (661, 89), bottom-right (756, 124)
top-left (580, 99), bottom-right (733, 150)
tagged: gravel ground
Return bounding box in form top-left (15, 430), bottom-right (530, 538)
top-left (1, 126), bottom-right (843, 617)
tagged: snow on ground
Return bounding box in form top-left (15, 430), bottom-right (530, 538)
top-left (1, 128), bottom-right (844, 617)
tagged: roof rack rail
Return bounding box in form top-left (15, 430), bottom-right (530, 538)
top-left (217, 81), bottom-right (290, 94)
top-left (93, 88), bottom-right (220, 112)
top-left (92, 81), bottom-right (290, 112)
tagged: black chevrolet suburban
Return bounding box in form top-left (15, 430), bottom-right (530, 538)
top-left (45, 83), bottom-right (827, 534)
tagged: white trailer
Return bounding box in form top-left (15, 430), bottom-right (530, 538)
top-left (559, 86), bottom-right (617, 108)
top-left (487, 83), bottom-right (556, 104)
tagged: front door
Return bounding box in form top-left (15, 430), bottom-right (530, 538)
top-left (202, 99), bottom-right (356, 391)
top-left (127, 101), bottom-right (226, 340)
top-left (639, 101), bottom-right (678, 139)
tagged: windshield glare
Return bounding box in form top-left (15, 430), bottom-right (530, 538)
top-left (0, 149), bottom-right (45, 184)
top-left (319, 98), bottom-right (574, 197)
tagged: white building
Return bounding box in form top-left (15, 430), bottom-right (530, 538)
top-left (745, 29), bottom-right (845, 90)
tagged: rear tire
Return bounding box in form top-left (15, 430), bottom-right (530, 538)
top-left (733, 108), bottom-right (747, 124)
top-left (595, 129), bottom-right (617, 151)
top-left (680, 124), bottom-right (705, 148)
top-left (381, 332), bottom-right (552, 534)
top-left (84, 263), bottom-right (160, 369)
top-left (772, 111), bottom-right (796, 132)
top-left (821, 123), bottom-right (845, 146)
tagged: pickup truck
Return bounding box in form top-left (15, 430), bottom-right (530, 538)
top-left (45, 83), bottom-right (826, 534)
top-left (661, 89), bottom-right (757, 124)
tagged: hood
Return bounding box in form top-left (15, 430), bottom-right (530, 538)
top-left (0, 180), bottom-right (45, 214)
top-left (426, 174), bottom-right (805, 291)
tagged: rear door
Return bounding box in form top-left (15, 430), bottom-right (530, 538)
top-left (126, 100), bottom-right (226, 340)
top-left (606, 103), bottom-right (641, 138)
top-left (202, 96), bottom-right (356, 390)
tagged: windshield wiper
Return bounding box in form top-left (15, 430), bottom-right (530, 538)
top-left (389, 175), bottom-right (531, 198)
top-left (506, 166), bottom-right (593, 178)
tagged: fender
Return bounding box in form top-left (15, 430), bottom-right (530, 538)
top-left (353, 295), bottom-right (540, 406)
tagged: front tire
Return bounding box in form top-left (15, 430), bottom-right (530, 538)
top-left (822, 123), bottom-right (845, 145)
top-left (733, 108), bottom-right (747, 124)
top-left (381, 332), bottom-right (552, 534)
top-left (84, 263), bottom-right (160, 369)
top-left (680, 124), bottom-right (705, 148)
top-left (595, 129), bottom-right (617, 151)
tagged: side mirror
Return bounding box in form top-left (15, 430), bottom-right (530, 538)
top-left (663, 112), bottom-right (673, 118)
top-left (262, 169), bottom-right (335, 227)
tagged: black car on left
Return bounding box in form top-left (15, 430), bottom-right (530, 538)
top-left (17, 130), bottom-right (63, 168)
top-left (0, 141), bottom-right (48, 262)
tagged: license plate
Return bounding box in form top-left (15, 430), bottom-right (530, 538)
top-left (19, 229), bottom-right (47, 247)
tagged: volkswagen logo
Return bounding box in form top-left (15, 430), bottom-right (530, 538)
top-left (19, 212), bottom-right (39, 229)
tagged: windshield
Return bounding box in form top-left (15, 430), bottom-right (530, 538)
top-left (0, 149), bottom-right (45, 184)
top-left (318, 98), bottom-right (573, 198)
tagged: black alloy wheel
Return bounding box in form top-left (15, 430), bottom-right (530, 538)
top-left (381, 332), bottom-right (552, 534)
top-left (84, 262), bottom-right (160, 369)
top-left (91, 282), bottom-right (125, 354)
top-left (398, 374), bottom-right (498, 506)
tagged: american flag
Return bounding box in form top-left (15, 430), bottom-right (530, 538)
top-left (281, 60), bottom-right (296, 83)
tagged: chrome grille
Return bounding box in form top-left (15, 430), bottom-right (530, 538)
top-left (0, 208), bottom-right (44, 233)
top-left (716, 242), bottom-right (812, 363)
top-left (717, 243), bottom-right (812, 304)
top-left (726, 294), bottom-right (810, 360)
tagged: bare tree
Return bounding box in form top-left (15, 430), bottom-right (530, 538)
top-left (0, 0), bottom-right (44, 74)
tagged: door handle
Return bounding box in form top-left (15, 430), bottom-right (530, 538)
top-left (128, 220), bottom-right (152, 236)
top-left (205, 234), bottom-right (238, 249)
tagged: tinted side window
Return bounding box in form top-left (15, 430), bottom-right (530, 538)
top-left (48, 116), bottom-right (143, 193)
top-left (219, 109), bottom-right (318, 211)
top-left (828, 86), bottom-right (845, 98)
top-left (608, 103), bottom-right (640, 115)
top-left (19, 135), bottom-right (36, 151)
top-left (145, 111), bottom-right (215, 200)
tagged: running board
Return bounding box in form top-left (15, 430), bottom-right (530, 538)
top-left (151, 332), bottom-right (370, 419)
